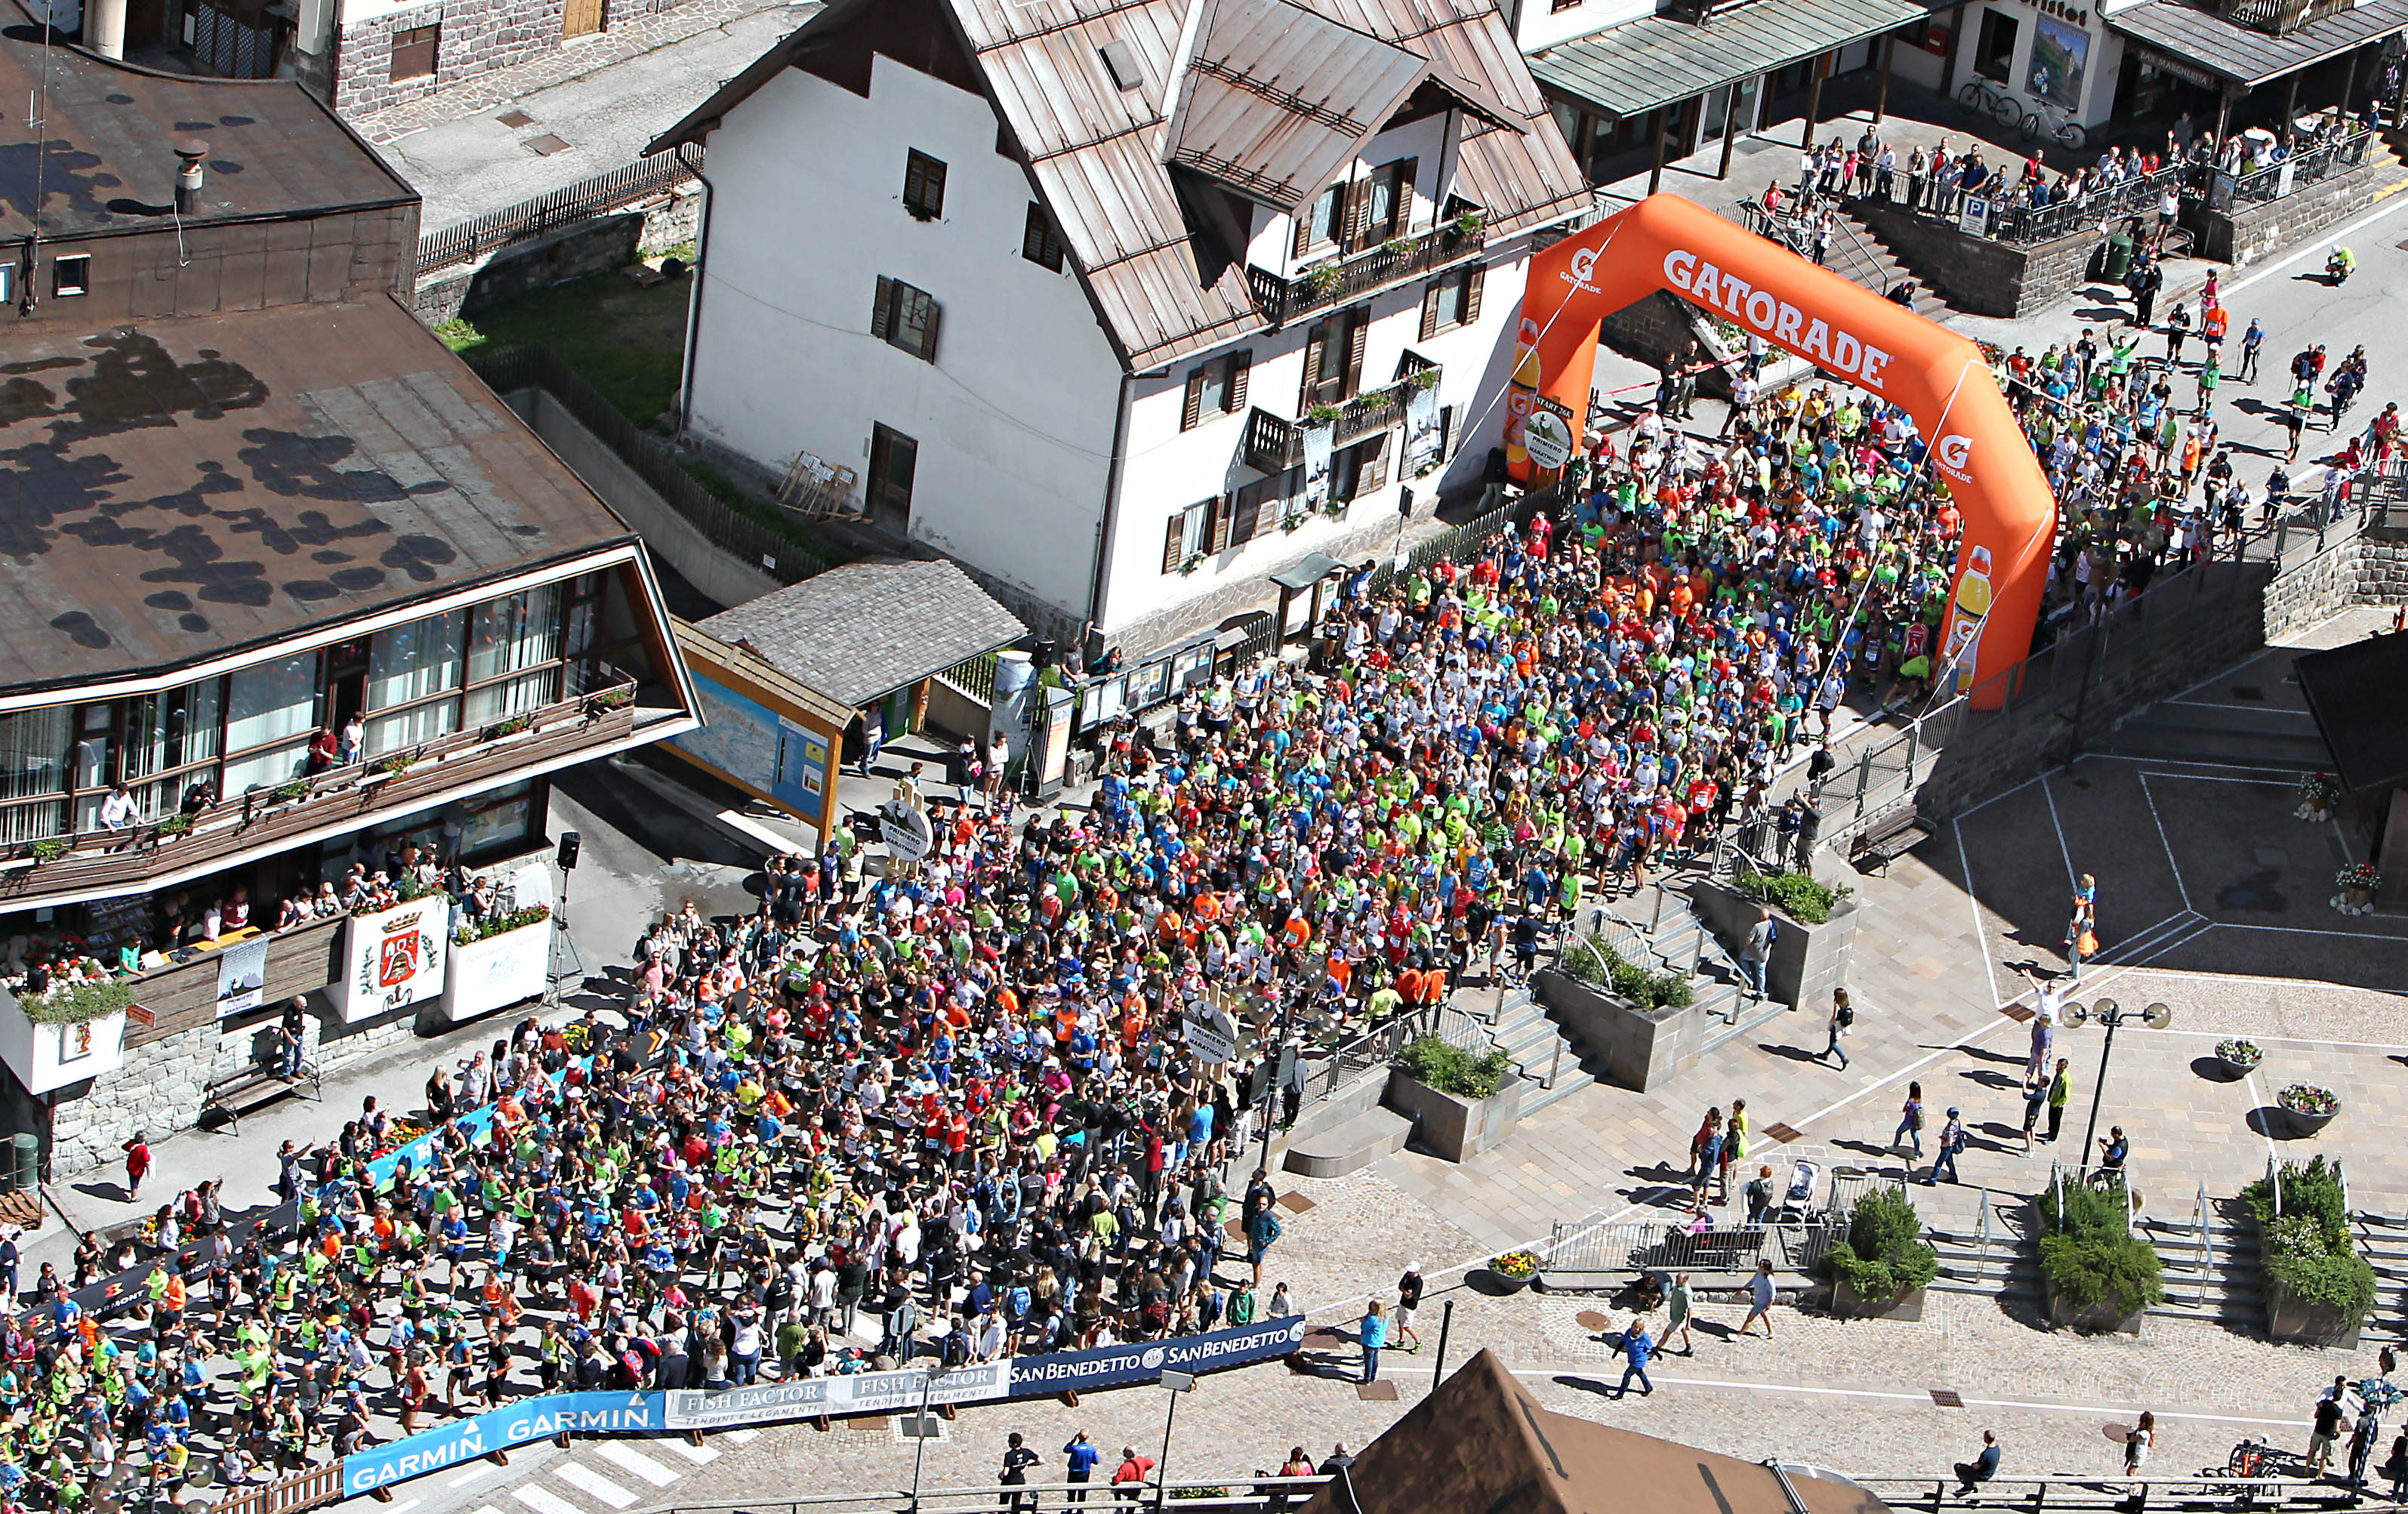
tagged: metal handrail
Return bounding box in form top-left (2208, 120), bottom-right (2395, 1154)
top-left (2196, 1179), bottom-right (2213, 1309)
top-left (418, 155), bottom-right (699, 274)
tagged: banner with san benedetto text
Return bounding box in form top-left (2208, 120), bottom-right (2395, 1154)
top-left (343, 1318), bottom-right (1310, 1495)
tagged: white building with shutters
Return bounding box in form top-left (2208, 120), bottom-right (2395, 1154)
top-left (649, 0), bottom-right (1590, 659)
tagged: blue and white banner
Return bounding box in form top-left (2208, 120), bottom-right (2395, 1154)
top-left (1006, 1316), bottom-right (1308, 1396)
top-left (343, 1392), bottom-right (664, 1496)
top-left (664, 1361), bottom-right (1008, 1431)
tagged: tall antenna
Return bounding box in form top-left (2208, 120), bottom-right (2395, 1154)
top-left (21, 3), bottom-right (58, 312)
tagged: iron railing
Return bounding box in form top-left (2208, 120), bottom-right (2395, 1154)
top-left (465, 345), bottom-right (838, 586)
top-left (2223, 131), bottom-right (2376, 209)
top-left (1250, 222), bottom-right (1487, 326)
top-left (1242, 371), bottom-right (1436, 473)
top-left (936, 650), bottom-right (999, 703)
top-left (2220, 0), bottom-right (2353, 35)
top-left (419, 155), bottom-right (699, 275)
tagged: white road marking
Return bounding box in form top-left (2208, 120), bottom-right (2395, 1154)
top-left (656, 1438), bottom-right (721, 1464)
top-left (724, 1429), bottom-right (760, 1444)
top-left (2224, 192), bottom-right (2408, 296)
top-left (2135, 775), bottom-right (2194, 913)
top-left (511, 1488), bottom-right (584, 1514)
top-left (449, 1465), bottom-right (498, 1488)
top-left (594, 1445), bottom-right (679, 1488)
top-left (552, 1465), bottom-right (636, 1509)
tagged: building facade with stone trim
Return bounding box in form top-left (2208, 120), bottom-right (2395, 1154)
top-left (288, 0), bottom-right (696, 118)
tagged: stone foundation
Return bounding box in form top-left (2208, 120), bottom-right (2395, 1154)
top-left (1851, 201), bottom-right (2099, 319)
top-left (327, 0), bottom-right (689, 119)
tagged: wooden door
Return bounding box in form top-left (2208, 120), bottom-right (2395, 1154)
top-left (562, 0), bottom-right (603, 39)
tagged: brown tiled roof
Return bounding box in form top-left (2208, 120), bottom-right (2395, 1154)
top-left (0, 298), bottom-right (636, 694)
top-left (649, 0), bottom-right (1588, 372)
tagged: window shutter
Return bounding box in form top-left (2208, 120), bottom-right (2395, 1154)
top-left (1343, 312), bottom-right (1368, 396)
top-left (1209, 495), bottom-right (1232, 553)
top-left (1389, 159), bottom-right (1418, 235)
top-left (1228, 350), bottom-right (1251, 411)
top-left (1023, 202), bottom-right (1049, 264)
top-left (1229, 491), bottom-right (1261, 544)
top-left (1182, 368), bottom-right (1207, 432)
top-left (871, 276), bottom-right (893, 341)
top-left (1343, 179), bottom-right (1371, 251)
top-left (919, 298), bottom-right (942, 363)
top-left (1420, 280), bottom-right (1443, 342)
top-left (1299, 325), bottom-right (1327, 412)
top-left (1463, 263), bottom-right (1485, 325)
top-left (1164, 510), bottom-right (1186, 574)
top-left (1291, 204), bottom-right (1313, 260)
top-left (1357, 434), bottom-right (1390, 497)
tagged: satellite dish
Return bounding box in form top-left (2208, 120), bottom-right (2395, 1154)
top-left (2141, 1001), bottom-right (2175, 1030)
top-left (2064, 1002), bottom-right (2089, 1026)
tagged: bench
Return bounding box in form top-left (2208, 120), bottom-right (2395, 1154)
top-left (1849, 809), bottom-right (1932, 875)
top-left (201, 1057), bottom-right (322, 1133)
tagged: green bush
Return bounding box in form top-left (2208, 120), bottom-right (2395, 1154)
top-left (2037, 1174), bottom-right (2164, 1315)
top-left (20, 980), bottom-right (136, 1026)
top-left (1556, 935), bottom-right (1693, 1010)
top-left (1398, 1035), bottom-right (1511, 1099)
top-left (2246, 1157), bottom-right (2375, 1321)
top-left (1822, 1186), bottom-right (1938, 1302)
top-left (1737, 869), bottom-right (1851, 926)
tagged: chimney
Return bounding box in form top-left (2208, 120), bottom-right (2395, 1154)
top-left (173, 139), bottom-right (207, 214)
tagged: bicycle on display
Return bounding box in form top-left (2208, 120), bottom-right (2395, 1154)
top-left (1956, 77), bottom-right (2023, 130)
top-left (2020, 95), bottom-right (2089, 150)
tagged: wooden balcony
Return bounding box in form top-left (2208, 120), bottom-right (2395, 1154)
top-left (1243, 368), bottom-right (1436, 472)
top-left (1250, 223), bottom-right (1486, 326)
top-left (2217, 0), bottom-right (2352, 35)
top-left (0, 683), bottom-right (648, 905)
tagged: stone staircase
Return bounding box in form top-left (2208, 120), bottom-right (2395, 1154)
top-left (1482, 982), bottom-right (1599, 1118)
top-left (2092, 692), bottom-right (2332, 770)
top-left (1823, 205), bottom-right (1918, 303)
top-left (2355, 1212), bottom-right (2408, 1340)
top-left (2139, 1207), bottom-right (2263, 1324)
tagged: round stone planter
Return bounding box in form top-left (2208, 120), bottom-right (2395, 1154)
top-left (2283, 1102), bottom-right (2339, 1138)
top-left (1483, 1269), bottom-right (1534, 1294)
top-left (2215, 1054), bottom-right (2262, 1081)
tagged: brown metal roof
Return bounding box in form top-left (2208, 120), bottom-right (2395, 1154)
top-left (0, 297), bottom-right (637, 695)
top-left (0, 2), bottom-right (417, 242)
top-left (649, 0), bottom-right (1589, 372)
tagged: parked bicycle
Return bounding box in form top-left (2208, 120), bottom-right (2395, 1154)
top-left (2020, 96), bottom-right (2088, 150)
top-left (1956, 78), bottom-right (2023, 130)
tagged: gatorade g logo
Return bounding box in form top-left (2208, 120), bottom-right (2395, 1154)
top-left (1936, 433), bottom-right (1975, 473)
top-left (1559, 245), bottom-right (1603, 296)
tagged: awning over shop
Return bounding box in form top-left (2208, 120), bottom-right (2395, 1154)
top-left (1269, 551), bottom-right (1349, 590)
top-left (2293, 631), bottom-right (2407, 794)
top-left (695, 557), bottom-right (1026, 711)
top-left (2108, 0), bottom-right (2408, 88)
top-left (1530, 0), bottom-right (1925, 120)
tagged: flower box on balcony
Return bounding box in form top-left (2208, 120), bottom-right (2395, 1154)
top-left (438, 905), bottom-right (552, 1023)
top-left (0, 980), bottom-right (131, 1093)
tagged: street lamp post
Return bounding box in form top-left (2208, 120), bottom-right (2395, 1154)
top-left (1155, 1370), bottom-right (1198, 1512)
top-left (2064, 998), bottom-right (2174, 1167)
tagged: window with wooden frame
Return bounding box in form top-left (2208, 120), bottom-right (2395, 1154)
top-left (389, 21), bottom-right (438, 79)
top-left (50, 254), bottom-right (88, 298)
top-left (1179, 350), bottom-right (1252, 431)
top-left (1022, 202), bottom-right (1065, 271)
top-left (1229, 470), bottom-right (1297, 544)
top-left (1299, 305), bottom-right (1369, 410)
top-left (1364, 158), bottom-right (1417, 243)
top-left (1161, 497), bottom-right (1219, 572)
top-left (1418, 264), bottom-right (1486, 340)
top-left (871, 276), bottom-right (942, 362)
top-left (902, 150), bottom-right (948, 220)
top-left (1330, 433), bottom-right (1389, 504)
top-left (1292, 182), bottom-right (1348, 257)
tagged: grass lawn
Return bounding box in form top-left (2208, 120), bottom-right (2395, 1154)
top-left (435, 270), bottom-right (691, 425)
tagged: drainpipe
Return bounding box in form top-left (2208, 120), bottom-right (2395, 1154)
top-left (674, 143), bottom-right (714, 442)
top-left (1085, 369), bottom-right (1137, 652)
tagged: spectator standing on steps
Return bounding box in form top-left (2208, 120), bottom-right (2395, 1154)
top-left (1741, 908), bottom-right (1775, 1000)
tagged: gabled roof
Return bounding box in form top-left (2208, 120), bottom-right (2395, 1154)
top-left (647, 0), bottom-right (1587, 372)
top-left (1164, 0), bottom-right (1522, 212)
top-left (695, 558), bottom-right (1026, 709)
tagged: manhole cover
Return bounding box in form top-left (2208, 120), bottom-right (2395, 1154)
top-left (1930, 1389), bottom-right (1965, 1408)
top-left (1762, 1122), bottom-right (1804, 1143)
top-left (1577, 1310), bottom-right (1613, 1331)
top-left (1358, 1380), bottom-right (1400, 1401)
top-left (1278, 1192), bottom-right (1317, 1212)
top-left (496, 108), bottom-right (534, 127)
top-left (2002, 1003), bottom-right (2035, 1022)
top-left (524, 133), bottom-right (572, 156)
top-left (2103, 1423), bottom-right (2132, 1443)
top-left (2231, 684), bottom-right (2265, 700)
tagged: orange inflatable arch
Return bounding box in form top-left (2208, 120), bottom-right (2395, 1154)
top-left (1511, 193), bottom-right (2055, 710)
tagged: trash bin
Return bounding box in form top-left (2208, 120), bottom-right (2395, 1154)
top-left (11, 1133), bottom-right (35, 1192)
top-left (2104, 231), bottom-right (2135, 283)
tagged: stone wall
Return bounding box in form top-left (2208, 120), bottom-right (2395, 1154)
top-left (328, 0), bottom-right (687, 118)
top-left (413, 187), bottom-right (701, 327)
top-left (2196, 158), bottom-right (2398, 266)
top-left (1850, 202), bottom-right (2099, 319)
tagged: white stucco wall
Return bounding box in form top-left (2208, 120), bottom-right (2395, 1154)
top-left (1950, 2), bottom-right (2123, 128)
top-left (686, 54), bottom-right (1124, 623)
top-left (1503, 0), bottom-right (1657, 60)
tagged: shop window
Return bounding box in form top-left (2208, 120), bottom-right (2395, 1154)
top-left (1975, 10), bottom-right (2020, 83)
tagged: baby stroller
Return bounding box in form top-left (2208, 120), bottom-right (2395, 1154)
top-left (1768, 1150), bottom-right (1825, 1225)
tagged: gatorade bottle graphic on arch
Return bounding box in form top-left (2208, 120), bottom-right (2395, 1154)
top-left (1509, 193), bottom-right (2055, 708)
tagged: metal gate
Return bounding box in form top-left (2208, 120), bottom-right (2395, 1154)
top-left (190, 0), bottom-right (284, 76)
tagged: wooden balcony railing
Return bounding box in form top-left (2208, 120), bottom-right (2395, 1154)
top-left (1242, 368), bottom-right (1437, 472)
top-left (1250, 222), bottom-right (1487, 326)
top-left (0, 683), bottom-right (646, 905)
top-left (2217, 0), bottom-right (2352, 36)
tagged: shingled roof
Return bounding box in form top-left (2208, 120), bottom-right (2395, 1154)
top-left (647, 0), bottom-right (1587, 372)
top-left (695, 558), bottom-right (1027, 709)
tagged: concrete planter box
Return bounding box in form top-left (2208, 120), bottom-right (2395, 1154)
top-left (1533, 968), bottom-right (1700, 1092)
top-left (1830, 1275), bottom-right (1927, 1321)
top-left (1383, 1069), bottom-right (1523, 1162)
top-left (2043, 1277), bottom-right (2146, 1334)
top-left (436, 918), bottom-right (551, 1024)
top-left (0, 992), bottom-right (127, 1095)
top-left (2265, 1275), bottom-right (2366, 1348)
top-left (1692, 880), bottom-right (1860, 1011)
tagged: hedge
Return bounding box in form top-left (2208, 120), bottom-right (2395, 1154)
top-left (2246, 1157), bottom-right (2375, 1320)
top-left (1821, 1186), bottom-right (1939, 1302)
top-left (2038, 1176), bottom-right (2164, 1314)
top-left (1556, 935), bottom-right (1693, 1011)
top-left (1398, 1035), bottom-right (1511, 1100)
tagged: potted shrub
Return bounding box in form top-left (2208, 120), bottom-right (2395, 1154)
top-left (2037, 1177), bottom-right (2162, 1332)
top-left (1693, 869), bottom-right (1860, 1008)
top-left (2332, 862), bottom-right (2381, 917)
top-left (1821, 1186), bottom-right (1939, 1320)
top-left (2296, 771), bottom-right (2343, 822)
top-left (1384, 1033), bottom-right (1521, 1162)
top-left (2213, 1038), bottom-right (2263, 1079)
top-left (0, 979), bottom-right (134, 1093)
top-left (2278, 1082), bottom-right (2340, 1136)
top-left (2243, 1156), bottom-right (2373, 1346)
top-left (439, 903), bottom-right (553, 1024)
top-left (1486, 1249), bottom-right (1539, 1293)
top-left (271, 779), bottom-right (310, 802)
top-left (153, 814), bottom-right (191, 839)
top-left (1179, 553), bottom-right (1204, 576)
top-left (1536, 934), bottom-right (1698, 1092)
top-left (1305, 263), bottom-right (1341, 295)
top-left (1451, 209), bottom-right (1485, 239)
top-left (28, 838), bottom-right (67, 865)
top-left (1306, 403), bottom-right (1344, 427)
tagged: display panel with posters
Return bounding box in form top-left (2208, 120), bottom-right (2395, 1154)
top-left (2027, 15), bottom-right (2089, 112)
top-left (335, 897), bottom-right (450, 1022)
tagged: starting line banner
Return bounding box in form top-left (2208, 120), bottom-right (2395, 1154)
top-left (343, 1318), bottom-right (1310, 1497)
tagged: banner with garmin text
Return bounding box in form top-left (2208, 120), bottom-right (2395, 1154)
top-left (344, 1393), bottom-right (664, 1496)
